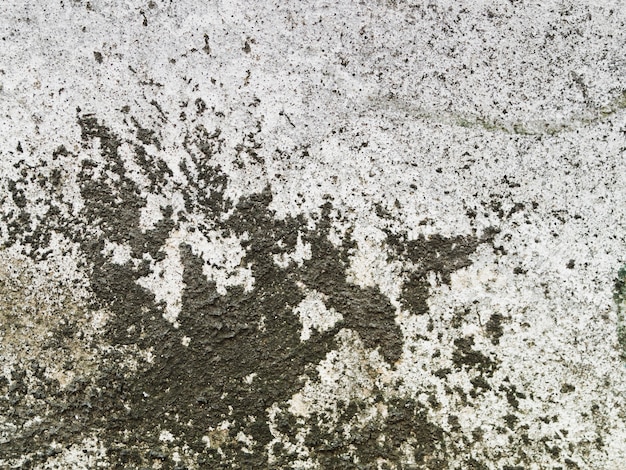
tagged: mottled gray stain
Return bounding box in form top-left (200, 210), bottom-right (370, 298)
top-left (0, 113), bottom-right (497, 468)
top-left (614, 266), bottom-right (626, 361)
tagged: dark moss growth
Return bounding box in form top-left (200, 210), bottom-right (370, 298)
top-left (131, 116), bottom-right (162, 150)
top-left (500, 383), bottom-right (526, 410)
top-left (503, 413), bottom-right (519, 430)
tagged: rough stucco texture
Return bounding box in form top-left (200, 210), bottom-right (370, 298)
top-left (1, 1), bottom-right (626, 469)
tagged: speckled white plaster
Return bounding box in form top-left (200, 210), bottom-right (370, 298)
top-left (1, 0), bottom-right (626, 468)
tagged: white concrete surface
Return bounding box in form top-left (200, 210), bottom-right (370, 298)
top-left (1, 1), bottom-right (625, 468)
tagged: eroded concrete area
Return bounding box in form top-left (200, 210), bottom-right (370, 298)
top-left (1, 1), bottom-right (626, 468)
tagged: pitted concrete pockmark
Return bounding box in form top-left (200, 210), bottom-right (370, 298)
top-left (1, 1), bottom-right (626, 468)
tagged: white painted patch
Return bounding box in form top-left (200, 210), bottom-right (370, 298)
top-left (236, 431), bottom-right (255, 453)
top-left (89, 309), bottom-right (109, 332)
top-left (180, 224), bottom-right (255, 296)
top-left (139, 193), bottom-right (166, 231)
top-left (292, 291), bottom-right (343, 341)
top-left (136, 223), bottom-right (255, 326)
top-left (273, 232), bottom-right (312, 268)
top-left (136, 233), bottom-right (184, 327)
top-left (244, 373), bottom-right (257, 384)
top-left (101, 240), bottom-right (132, 265)
top-left (346, 223), bottom-right (405, 309)
top-left (288, 392), bottom-right (309, 417)
top-left (258, 314), bottom-right (267, 332)
top-left (159, 430), bottom-right (175, 442)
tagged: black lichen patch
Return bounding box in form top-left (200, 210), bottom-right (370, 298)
top-left (386, 229), bottom-right (496, 316)
top-left (500, 382), bottom-right (526, 410)
top-left (485, 313), bottom-right (504, 345)
top-left (133, 186), bottom-right (406, 466)
top-left (76, 114), bottom-right (145, 241)
top-left (294, 203), bottom-right (403, 364)
top-left (1, 115), bottom-right (406, 467)
top-left (452, 336), bottom-right (498, 377)
top-left (131, 116), bottom-right (162, 150)
top-left (0, 113), bottom-right (497, 468)
top-left (273, 397), bottom-right (448, 469)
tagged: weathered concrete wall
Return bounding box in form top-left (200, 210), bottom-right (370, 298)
top-left (1, 1), bottom-right (626, 468)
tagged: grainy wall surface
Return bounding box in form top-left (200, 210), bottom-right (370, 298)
top-left (1, 1), bottom-right (626, 468)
